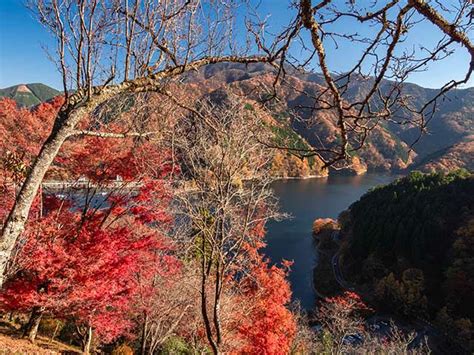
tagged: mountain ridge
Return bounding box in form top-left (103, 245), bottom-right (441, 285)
top-left (185, 63), bottom-right (473, 173)
top-left (0, 83), bottom-right (60, 107)
top-left (2, 67), bottom-right (472, 174)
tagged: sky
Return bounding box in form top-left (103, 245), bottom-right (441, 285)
top-left (0, 0), bottom-right (472, 90)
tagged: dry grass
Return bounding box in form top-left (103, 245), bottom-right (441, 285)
top-left (0, 320), bottom-right (81, 355)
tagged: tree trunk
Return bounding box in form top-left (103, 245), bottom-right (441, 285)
top-left (23, 307), bottom-right (43, 343)
top-left (213, 263), bottom-right (223, 347)
top-left (0, 108), bottom-right (84, 287)
top-left (201, 270), bottom-right (219, 354)
top-left (141, 312), bottom-right (149, 355)
top-left (50, 321), bottom-right (60, 343)
top-left (83, 326), bottom-right (93, 354)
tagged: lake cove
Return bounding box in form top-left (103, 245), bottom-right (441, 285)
top-left (264, 174), bottom-right (395, 310)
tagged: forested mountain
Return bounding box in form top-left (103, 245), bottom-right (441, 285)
top-left (2, 66), bottom-right (473, 175)
top-left (338, 170), bottom-right (474, 351)
top-left (190, 63), bottom-right (473, 173)
top-left (0, 83), bottom-right (59, 107)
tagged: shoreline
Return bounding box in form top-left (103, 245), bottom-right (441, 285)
top-left (272, 174), bottom-right (328, 181)
top-left (273, 169), bottom-right (398, 181)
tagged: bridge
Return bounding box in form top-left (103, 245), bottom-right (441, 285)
top-left (41, 179), bottom-right (143, 193)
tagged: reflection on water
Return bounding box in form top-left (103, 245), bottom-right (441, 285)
top-left (263, 174), bottom-right (396, 310)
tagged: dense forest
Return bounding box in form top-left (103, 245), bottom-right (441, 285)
top-left (340, 171), bottom-right (474, 350)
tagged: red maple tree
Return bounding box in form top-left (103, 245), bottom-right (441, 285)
top-left (0, 97), bottom-right (178, 350)
top-left (231, 222), bottom-right (297, 354)
top-left (0, 180), bottom-right (176, 345)
top-left (0, 98), bottom-right (61, 222)
top-left (235, 258), bottom-right (296, 354)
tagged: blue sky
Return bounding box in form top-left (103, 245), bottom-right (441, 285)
top-left (0, 0), bottom-right (59, 88)
top-left (0, 0), bottom-right (472, 90)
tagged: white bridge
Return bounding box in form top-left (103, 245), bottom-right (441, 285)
top-left (41, 178), bottom-right (143, 193)
top-left (41, 180), bottom-right (143, 192)
top-left (40, 178), bottom-right (191, 194)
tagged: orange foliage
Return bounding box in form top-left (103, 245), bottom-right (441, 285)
top-left (312, 218), bottom-right (338, 235)
top-left (234, 253), bottom-right (296, 354)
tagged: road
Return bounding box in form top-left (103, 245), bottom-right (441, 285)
top-left (329, 230), bottom-right (355, 292)
top-left (331, 252), bottom-right (353, 290)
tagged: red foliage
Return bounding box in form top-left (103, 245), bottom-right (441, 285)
top-left (0, 96), bottom-right (182, 344)
top-left (0, 98), bottom-right (61, 163)
top-left (0, 98), bottom-right (61, 221)
top-left (323, 291), bottom-right (369, 312)
top-left (317, 291), bottom-right (372, 329)
top-left (58, 137), bottom-right (170, 182)
top-left (0, 181), bottom-right (177, 343)
top-left (0, 95), bottom-right (175, 193)
top-left (0, 101), bottom-right (178, 341)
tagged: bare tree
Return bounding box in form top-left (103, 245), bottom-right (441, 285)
top-left (135, 268), bottom-right (193, 355)
top-left (315, 292), bottom-right (429, 354)
top-left (262, 0), bottom-right (473, 168)
top-left (172, 97), bottom-right (282, 353)
top-left (0, 0), bottom-right (284, 285)
top-left (289, 302), bottom-right (320, 354)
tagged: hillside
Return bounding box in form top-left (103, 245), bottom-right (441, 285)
top-left (338, 170), bottom-right (474, 351)
top-left (411, 136), bottom-right (474, 172)
top-left (186, 63), bottom-right (473, 174)
top-left (0, 83), bottom-right (59, 107)
top-left (3, 66), bottom-right (472, 174)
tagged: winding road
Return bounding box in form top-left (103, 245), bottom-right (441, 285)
top-left (329, 230), bottom-right (355, 292)
top-left (331, 252), bottom-right (355, 292)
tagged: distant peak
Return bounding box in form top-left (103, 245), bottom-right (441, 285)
top-left (16, 84), bottom-right (32, 93)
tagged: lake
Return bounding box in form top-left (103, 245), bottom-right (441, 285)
top-left (263, 174), bottom-right (396, 310)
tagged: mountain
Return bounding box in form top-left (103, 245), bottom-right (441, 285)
top-left (0, 83), bottom-right (60, 107)
top-left (3, 66), bottom-right (472, 174)
top-left (185, 63), bottom-right (473, 174)
top-left (338, 76), bottom-right (474, 171)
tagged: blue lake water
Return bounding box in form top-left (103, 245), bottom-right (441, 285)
top-left (263, 174), bottom-right (396, 310)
